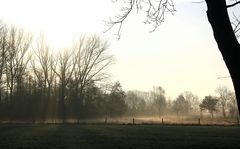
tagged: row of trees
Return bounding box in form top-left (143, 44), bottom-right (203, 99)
top-left (1, 19), bottom-right (239, 122)
top-left (125, 86), bottom-right (239, 119)
top-left (0, 22), bottom-right (130, 122)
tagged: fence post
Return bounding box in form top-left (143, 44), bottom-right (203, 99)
top-left (162, 118), bottom-right (164, 125)
top-left (198, 118), bottom-right (201, 125)
top-left (105, 116), bottom-right (107, 124)
top-left (133, 118), bottom-right (135, 125)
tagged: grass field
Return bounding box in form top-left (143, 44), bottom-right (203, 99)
top-left (0, 124), bottom-right (239, 149)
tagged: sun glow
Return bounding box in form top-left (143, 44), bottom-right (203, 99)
top-left (0, 0), bottom-right (113, 49)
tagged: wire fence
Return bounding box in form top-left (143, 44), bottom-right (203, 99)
top-left (0, 116), bottom-right (239, 126)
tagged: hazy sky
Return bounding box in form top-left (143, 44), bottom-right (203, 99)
top-left (0, 0), bottom-right (234, 99)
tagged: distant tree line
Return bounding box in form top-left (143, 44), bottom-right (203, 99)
top-left (125, 86), bottom-right (239, 119)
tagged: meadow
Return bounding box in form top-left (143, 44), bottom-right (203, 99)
top-left (0, 124), bottom-right (239, 149)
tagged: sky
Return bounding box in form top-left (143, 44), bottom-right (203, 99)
top-left (0, 0), bottom-right (235, 99)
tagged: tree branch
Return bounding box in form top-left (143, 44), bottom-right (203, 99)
top-left (105, 0), bottom-right (175, 38)
top-left (227, 1), bottom-right (240, 8)
top-left (231, 12), bottom-right (240, 38)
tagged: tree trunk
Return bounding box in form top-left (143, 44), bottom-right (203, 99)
top-left (211, 110), bottom-right (214, 118)
top-left (222, 105), bottom-right (226, 118)
top-left (59, 84), bottom-right (66, 123)
top-left (78, 89), bottom-right (84, 121)
top-left (205, 0), bottom-right (240, 114)
top-left (0, 90), bottom-right (1, 108)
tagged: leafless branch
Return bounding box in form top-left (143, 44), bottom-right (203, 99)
top-left (105, 0), bottom-right (175, 38)
top-left (191, 1), bottom-right (205, 4)
top-left (231, 12), bottom-right (240, 38)
top-left (227, 0), bottom-right (240, 8)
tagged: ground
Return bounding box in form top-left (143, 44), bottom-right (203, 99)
top-left (0, 124), bottom-right (239, 149)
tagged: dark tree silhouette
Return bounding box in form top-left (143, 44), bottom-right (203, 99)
top-left (106, 82), bottom-right (127, 117)
top-left (200, 96), bottom-right (219, 118)
top-left (205, 0), bottom-right (240, 114)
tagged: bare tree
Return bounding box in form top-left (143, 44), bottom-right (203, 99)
top-left (72, 36), bottom-right (114, 120)
top-left (5, 27), bottom-right (32, 104)
top-left (54, 49), bottom-right (76, 123)
top-left (32, 36), bottom-right (56, 98)
top-left (151, 86), bottom-right (166, 117)
top-left (227, 91), bottom-right (239, 117)
top-left (31, 36), bottom-right (57, 120)
top-left (182, 91), bottom-right (199, 114)
top-left (127, 90), bottom-right (148, 116)
top-left (0, 22), bottom-right (7, 106)
top-left (215, 86), bottom-right (232, 118)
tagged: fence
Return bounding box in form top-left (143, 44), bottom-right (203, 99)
top-left (0, 116), bottom-right (239, 125)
